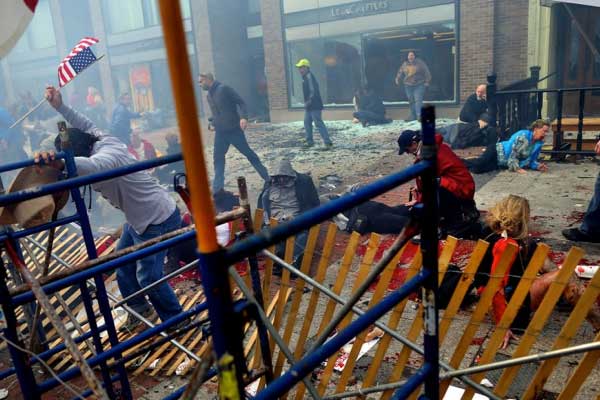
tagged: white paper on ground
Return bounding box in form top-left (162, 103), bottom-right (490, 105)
top-left (246, 379), bottom-right (260, 397)
top-left (443, 385), bottom-right (490, 400)
top-left (333, 337), bottom-right (382, 372)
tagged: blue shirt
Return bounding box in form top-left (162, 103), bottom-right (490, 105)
top-left (498, 129), bottom-right (543, 171)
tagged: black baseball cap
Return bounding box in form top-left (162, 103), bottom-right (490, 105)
top-left (397, 130), bottom-right (421, 155)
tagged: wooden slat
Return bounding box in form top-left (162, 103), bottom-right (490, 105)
top-left (461, 243), bottom-right (550, 400)
top-left (294, 231), bottom-right (361, 400)
top-left (253, 208), bottom-right (264, 233)
top-left (556, 329), bottom-right (600, 400)
top-left (270, 230), bottom-right (295, 355)
top-left (493, 246), bottom-right (584, 398)
top-left (274, 225), bottom-right (320, 382)
top-left (523, 258), bottom-right (600, 399)
top-left (335, 238), bottom-right (404, 392)
top-left (380, 240), bottom-right (488, 400)
top-left (262, 218), bottom-right (278, 311)
top-left (438, 243), bottom-right (518, 397)
top-left (360, 247), bottom-right (424, 394)
top-left (317, 233), bottom-right (381, 395)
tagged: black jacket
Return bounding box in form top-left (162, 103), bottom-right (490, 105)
top-left (302, 72), bottom-right (324, 111)
top-left (257, 173), bottom-right (320, 218)
top-left (459, 93), bottom-right (488, 123)
top-left (206, 81), bottom-right (248, 132)
top-left (358, 92), bottom-right (385, 116)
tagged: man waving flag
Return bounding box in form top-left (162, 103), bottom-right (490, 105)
top-left (0, 0), bottom-right (38, 58)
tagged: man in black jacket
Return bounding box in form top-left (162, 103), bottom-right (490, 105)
top-left (296, 59), bottom-right (333, 148)
top-left (459, 84), bottom-right (488, 123)
top-left (258, 159), bottom-right (320, 270)
top-left (199, 73), bottom-right (269, 192)
top-left (353, 85), bottom-right (391, 127)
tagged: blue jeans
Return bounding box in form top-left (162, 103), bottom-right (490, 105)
top-left (581, 172), bottom-right (600, 235)
top-left (116, 208), bottom-right (183, 322)
top-left (275, 229), bottom-right (308, 268)
top-left (213, 128), bottom-right (269, 192)
top-left (405, 84), bottom-right (426, 121)
top-left (304, 110), bottom-right (332, 145)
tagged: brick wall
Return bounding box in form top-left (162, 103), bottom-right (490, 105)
top-left (261, 0), bottom-right (289, 110)
top-left (459, 0), bottom-right (495, 102)
top-left (494, 0), bottom-right (530, 87)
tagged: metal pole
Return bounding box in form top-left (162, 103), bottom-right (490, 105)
top-left (441, 340), bottom-right (600, 380)
top-left (307, 219), bottom-right (419, 354)
top-left (236, 176), bottom-right (274, 383)
top-left (419, 105), bottom-right (440, 399)
top-left (261, 253), bottom-right (501, 400)
top-left (24, 236), bottom-right (203, 363)
top-left (157, 0), bottom-right (245, 396)
top-left (229, 270), bottom-right (322, 400)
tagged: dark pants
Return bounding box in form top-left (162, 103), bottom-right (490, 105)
top-left (116, 209), bottom-right (183, 322)
top-left (405, 84), bottom-right (426, 121)
top-left (464, 140), bottom-right (499, 174)
top-left (275, 229), bottom-right (308, 268)
top-left (438, 188), bottom-right (480, 238)
top-left (581, 172), bottom-right (600, 235)
top-left (213, 128), bottom-right (269, 192)
top-left (304, 109), bottom-right (332, 146)
top-left (353, 111), bottom-right (390, 126)
top-left (355, 202), bottom-right (411, 234)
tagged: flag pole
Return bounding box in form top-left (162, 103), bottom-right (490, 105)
top-left (9, 54), bottom-right (106, 129)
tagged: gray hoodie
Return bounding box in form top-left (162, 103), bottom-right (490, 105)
top-left (57, 104), bottom-right (175, 234)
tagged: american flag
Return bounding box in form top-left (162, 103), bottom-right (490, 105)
top-left (58, 37), bottom-right (99, 87)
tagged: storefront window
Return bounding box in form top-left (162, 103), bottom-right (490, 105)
top-left (288, 36), bottom-right (362, 107)
top-left (104, 0), bottom-right (186, 33)
top-left (285, 1), bottom-right (457, 107)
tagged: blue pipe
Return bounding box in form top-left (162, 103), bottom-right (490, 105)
top-left (253, 271), bottom-right (430, 400)
top-left (0, 215), bottom-right (79, 242)
top-left (12, 230), bottom-right (196, 305)
top-left (0, 324), bottom-right (109, 381)
top-left (160, 368), bottom-right (219, 400)
top-left (0, 153), bottom-right (183, 207)
top-left (37, 302), bottom-right (208, 392)
top-left (224, 161), bottom-right (431, 266)
top-left (390, 363), bottom-right (433, 400)
top-left (72, 373), bottom-right (122, 400)
top-left (0, 152), bottom-right (68, 174)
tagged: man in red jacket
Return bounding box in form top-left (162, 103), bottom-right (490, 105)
top-left (398, 130), bottom-right (480, 238)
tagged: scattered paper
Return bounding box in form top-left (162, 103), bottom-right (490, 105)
top-left (175, 357), bottom-right (191, 376)
top-left (480, 378), bottom-right (494, 388)
top-left (246, 379), bottom-right (260, 397)
top-left (0, 388), bottom-right (8, 399)
top-left (443, 385), bottom-right (490, 399)
top-left (575, 265), bottom-right (599, 279)
top-left (149, 358), bottom-right (161, 369)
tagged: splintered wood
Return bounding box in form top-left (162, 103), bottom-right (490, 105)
top-left (4, 210), bottom-right (600, 400)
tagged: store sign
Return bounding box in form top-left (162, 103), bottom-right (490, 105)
top-left (330, 0), bottom-right (389, 18)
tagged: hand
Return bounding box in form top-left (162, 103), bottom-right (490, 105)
top-left (405, 199), bottom-right (418, 207)
top-left (395, 78), bottom-right (400, 86)
top-left (208, 123), bottom-right (214, 132)
top-left (240, 118), bottom-right (248, 131)
top-left (45, 85), bottom-right (63, 110)
top-left (595, 140), bottom-right (600, 155)
top-left (501, 329), bottom-right (519, 350)
top-left (516, 168), bottom-right (527, 175)
top-left (537, 163), bottom-right (548, 172)
top-left (34, 150), bottom-right (64, 171)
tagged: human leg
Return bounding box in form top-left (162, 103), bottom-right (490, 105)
top-left (563, 172), bottom-right (600, 242)
top-left (229, 129), bottom-right (270, 182)
top-left (413, 84), bottom-right (426, 120)
top-left (303, 110), bottom-right (314, 145)
top-left (405, 85), bottom-right (417, 121)
top-left (463, 141), bottom-right (499, 174)
top-left (133, 210), bottom-right (183, 322)
top-left (116, 224), bottom-right (152, 313)
top-left (212, 133), bottom-right (231, 192)
top-left (311, 110), bottom-right (332, 145)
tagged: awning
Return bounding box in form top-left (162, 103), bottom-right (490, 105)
top-left (541, 0), bottom-right (600, 7)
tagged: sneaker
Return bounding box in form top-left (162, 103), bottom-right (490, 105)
top-left (166, 317), bottom-right (192, 335)
top-left (562, 228), bottom-right (600, 243)
top-left (119, 309), bottom-right (155, 333)
top-left (302, 141), bottom-right (314, 148)
top-left (324, 143), bottom-right (333, 149)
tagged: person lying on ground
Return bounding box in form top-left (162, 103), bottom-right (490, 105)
top-left (352, 85), bottom-right (392, 127)
top-left (38, 85), bottom-right (185, 333)
top-left (397, 129), bottom-right (481, 239)
top-left (562, 139), bottom-right (600, 243)
top-left (322, 184), bottom-right (411, 235)
top-left (438, 114), bottom-right (496, 150)
top-left (257, 159), bottom-right (320, 273)
top-left (439, 195), bottom-right (600, 349)
top-left (463, 119), bottom-right (549, 174)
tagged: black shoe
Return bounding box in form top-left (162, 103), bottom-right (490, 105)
top-left (119, 309), bottom-right (156, 332)
top-left (562, 228), bottom-right (600, 243)
top-left (166, 317), bottom-right (192, 335)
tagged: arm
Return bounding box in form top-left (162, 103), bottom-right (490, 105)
top-left (57, 104), bottom-right (104, 138)
top-left (421, 60), bottom-right (432, 86)
top-left (227, 86), bottom-right (248, 120)
top-left (521, 141), bottom-right (543, 170)
top-left (306, 75), bottom-right (317, 106)
top-left (395, 64), bottom-right (405, 85)
top-left (74, 145), bottom-right (123, 176)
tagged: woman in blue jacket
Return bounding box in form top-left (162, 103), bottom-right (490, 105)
top-left (465, 119), bottom-right (550, 174)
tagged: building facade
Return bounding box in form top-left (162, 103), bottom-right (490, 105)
top-left (2, 0), bottom-right (597, 124)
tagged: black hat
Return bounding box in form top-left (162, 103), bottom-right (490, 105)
top-left (397, 130), bottom-right (421, 155)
